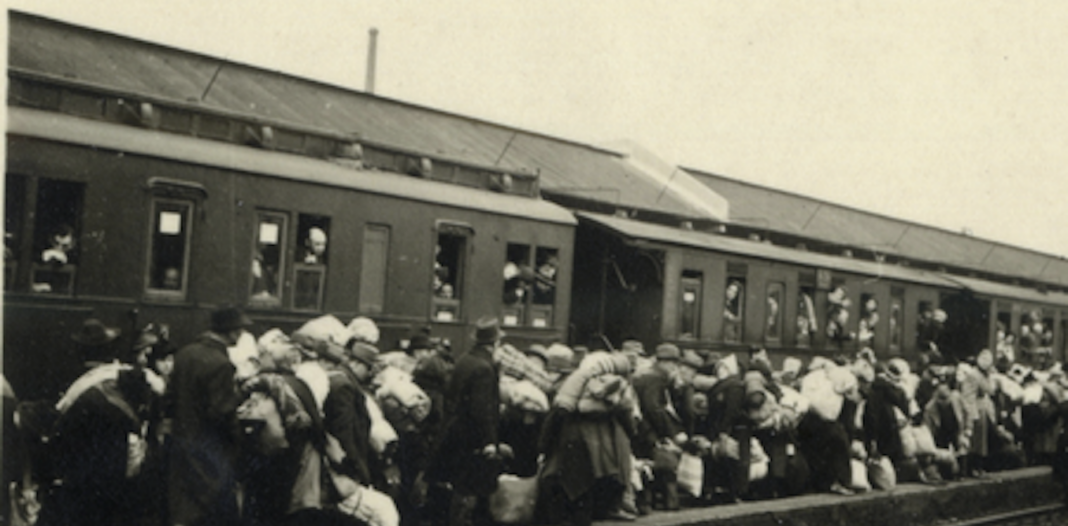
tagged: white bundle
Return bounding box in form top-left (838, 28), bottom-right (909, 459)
top-left (365, 396), bottom-right (398, 453)
top-left (292, 315), bottom-right (353, 350)
top-left (337, 484), bottom-right (399, 526)
top-left (501, 378), bottom-right (550, 414)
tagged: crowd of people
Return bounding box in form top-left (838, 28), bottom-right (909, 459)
top-left (5, 309), bottom-right (1068, 526)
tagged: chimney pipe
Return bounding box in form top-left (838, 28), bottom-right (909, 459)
top-left (365, 28), bottom-right (378, 94)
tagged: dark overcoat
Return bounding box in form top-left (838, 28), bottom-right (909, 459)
top-left (168, 332), bottom-right (244, 526)
top-left (432, 344), bottom-right (500, 496)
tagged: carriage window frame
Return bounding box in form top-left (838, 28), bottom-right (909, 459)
top-left (679, 270), bottom-right (703, 341)
top-left (432, 222), bottom-right (473, 323)
top-left (889, 287), bottom-right (905, 352)
top-left (502, 243), bottom-right (533, 327)
top-left (723, 274), bottom-right (746, 344)
top-left (249, 210), bottom-right (289, 308)
top-left (144, 197), bottom-right (195, 300)
top-left (29, 178), bottom-right (85, 296)
top-left (291, 214), bottom-right (331, 312)
top-left (765, 281), bottom-right (785, 343)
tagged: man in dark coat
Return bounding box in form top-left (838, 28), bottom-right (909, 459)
top-left (431, 316), bottom-right (506, 526)
top-left (320, 340), bottom-right (379, 487)
top-left (39, 366), bottom-right (155, 526)
top-left (632, 343), bottom-right (685, 511)
top-left (168, 308), bottom-right (251, 526)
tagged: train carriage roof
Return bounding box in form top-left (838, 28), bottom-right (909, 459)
top-left (684, 167), bottom-right (1068, 289)
top-left (9, 106), bottom-right (577, 226)
top-left (8, 11), bottom-right (709, 220)
top-left (577, 211), bottom-right (961, 289)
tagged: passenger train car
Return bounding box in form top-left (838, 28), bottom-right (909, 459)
top-left (7, 12), bottom-right (1068, 400)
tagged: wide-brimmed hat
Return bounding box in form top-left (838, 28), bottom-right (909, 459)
top-left (408, 334), bottom-right (432, 353)
top-left (474, 316), bottom-right (505, 345)
top-left (71, 318), bottom-right (121, 346)
top-left (212, 307), bottom-right (254, 333)
top-left (347, 341), bottom-right (380, 367)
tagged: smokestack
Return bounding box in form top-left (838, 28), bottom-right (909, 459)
top-left (365, 28), bottom-right (378, 94)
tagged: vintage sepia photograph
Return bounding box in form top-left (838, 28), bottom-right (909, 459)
top-left (4, 2), bottom-right (1068, 525)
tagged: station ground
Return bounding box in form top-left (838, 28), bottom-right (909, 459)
top-left (598, 467), bottom-right (1064, 526)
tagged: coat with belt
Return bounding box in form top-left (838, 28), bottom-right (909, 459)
top-left (168, 332), bottom-right (244, 526)
top-left (432, 344), bottom-right (500, 495)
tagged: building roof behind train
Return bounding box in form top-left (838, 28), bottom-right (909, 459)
top-left (8, 11), bottom-right (715, 221)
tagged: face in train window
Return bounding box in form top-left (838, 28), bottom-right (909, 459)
top-left (858, 293), bottom-right (879, 347)
top-left (250, 212), bottom-right (287, 304)
top-left (432, 225), bottom-right (470, 322)
top-left (532, 247), bottom-right (559, 306)
top-left (796, 286), bottom-right (817, 347)
top-left (724, 278), bottom-right (745, 342)
top-left (826, 285), bottom-right (853, 345)
top-left (30, 178), bottom-right (84, 294)
top-left (916, 302), bottom-right (947, 354)
top-left (889, 288), bottom-right (904, 351)
top-left (296, 215), bottom-right (330, 265)
top-left (503, 244), bottom-right (532, 306)
top-left (146, 199), bottom-right (193, 294)
top-left (765, 282), bottom-right (784, 341)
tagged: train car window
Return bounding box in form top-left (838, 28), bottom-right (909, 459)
top-left (5, 175), bottom-right (27, 290)
top-left (433, 224), bottom-right (471, 322)
top-left (1019, 309), bottom-right (1044, 360)
top-left (1041, 314), bottom-right (1055, 348)
top-left (826, 284), bottom-right (853, 349)
top-left (1060, 317), bottom-right (1067, 361)
top-left (679, 271), bottom-right (703, 341)
top-left (889, 288), bottom-right (904, 352)
top-left (765, 282), bottom-right (784, 343)
top-left (359, 224), bottom-right (391, 314)
top-left (250, 211), bottom-right (288, 306)
top-left (916, 301), bottom-right (946, 356)
top-left (724, 277), bottom-right (745, 343)
top-left (532, 248), bottom-right (559, 306)
top-left (796, 286), bottom-right (817, 347)
top-left (858, 293), bottom-right (879, 349)
top-left (502, 243), bottom-right (532, 327)
top-left (529, 247), bottom-right (559, 328)
top-left (293, 214), bottom-right (330, 311)
top-left (996, 310), bottom-right (1015, 363)
top-left (31, 179), bottom-right (84, 295)
top-left (145, 198), bottom-right (193, 297)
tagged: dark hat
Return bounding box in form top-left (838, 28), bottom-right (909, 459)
top-left (133, 330), bottom-right (160, 352)
top-left (71, 318), bottom-right (121, 346)
top-left (474, 316), bottom-right (505, 345)
top-left (655, 343), bottom-right (681, 362)
top-left (72, 317), bottom-right (121, 345)
top-left (408, 333), bottom-right (432, 353)
top-left (211, 307), bottom-right (253, 333)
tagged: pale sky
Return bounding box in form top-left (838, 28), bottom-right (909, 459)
top-left (9, 0), bottom-right (1068, 258)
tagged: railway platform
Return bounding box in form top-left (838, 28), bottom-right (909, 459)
top-left (600, 467), bottom-right (1063, 526)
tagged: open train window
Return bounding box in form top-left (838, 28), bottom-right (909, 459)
top-left (31, 179), bottom-right (85, 295)
top-left (826, 282), bottom-right (853, 349)
top-left (293, 214), bottom-right (330, 311)
top-left (433, 223), bottom-right (472, 322)
top-left (502, 243), bottom-right (532, 326)
top-left (530, 247), bottom-right (559, 327)
top-left (858, 293), bottom-right (878, 349)
top-left (359, 224), bottom-right (390, 315)
top-left (250, 211), bottom-right (288, 307)
top-left (765, 282), bottom-right (784, 343)
top-left (679, 271), bottom-right (703, 341)
top-left (145, 198), bottom-right (193, 299)
top-left (724, 277), bottom-right (745, 343)
top-left (797, 285), bottom-right (817, 347)
top-left (996, 309), bottom-right (1015, 362)
top-left (889, 288), bottom-right (904, 352)
top-left (916, 301), bottom-right (946, 355)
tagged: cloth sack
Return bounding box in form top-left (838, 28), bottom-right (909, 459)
top-left (749, 438), bottom-right (769, 482)
top-left (292, 315), bottom-right (352, 350)
top-left (850, 459), bottom-right (872, 491)
top-left (489, 474), bottom-right (539, 524)
top-left (676, 453), bottom-right (704, 498)
top-left (900, 424), bottom-right (918, 459)
top-left (868, 456), bottom-right (896, 490)
top-left (366, 397), bottom-right (398, 453)
top-left (910, 425), bottom-right (938, 456)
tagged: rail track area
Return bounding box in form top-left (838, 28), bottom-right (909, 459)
top-left (599, 467), bottom-right (1063, 526)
